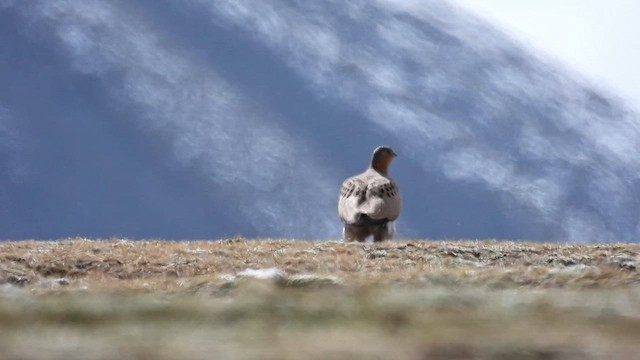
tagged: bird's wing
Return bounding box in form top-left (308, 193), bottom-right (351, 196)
top-left (360, 178), bottom-right (402, 222)
top-left (338, 177), bottom-right (367, 224)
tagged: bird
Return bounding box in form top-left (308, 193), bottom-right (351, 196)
top-left (338, 146), bottom-right (402, 242)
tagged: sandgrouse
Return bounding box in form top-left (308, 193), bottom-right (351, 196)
top-left (338, 146), bottom-right (402, 242)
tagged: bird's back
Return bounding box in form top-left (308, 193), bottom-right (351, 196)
top-left (338, 168), bottom-right (401, 225)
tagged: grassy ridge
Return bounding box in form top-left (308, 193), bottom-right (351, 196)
top-left (1, 239), bottom-right (640, 359)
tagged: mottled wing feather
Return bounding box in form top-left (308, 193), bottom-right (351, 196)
top-left (360, 178), bottom-right (402, 221)
top-left (338, 177), bottom-right (367, 224)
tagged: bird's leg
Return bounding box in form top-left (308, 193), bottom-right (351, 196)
top-left (372, 223), bottom-right (393, 242)
top-left (343, 224), bottom-right (369, 242)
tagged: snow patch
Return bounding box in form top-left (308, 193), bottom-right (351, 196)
top-left (237, 268), bottom-right (284, 280)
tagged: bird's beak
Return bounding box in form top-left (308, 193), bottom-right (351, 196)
top-left (391, 150), bottom-right (398, 157)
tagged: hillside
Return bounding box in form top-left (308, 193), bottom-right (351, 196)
top-left (2, 1), bottom-right (640, 242)
top-left (1, 239), bottom-right (639, 359)
top-left (2, 238), bottom-right (639, 289)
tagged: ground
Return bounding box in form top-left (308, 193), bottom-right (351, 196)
top-left (1, 238), bottom-right (639, 359)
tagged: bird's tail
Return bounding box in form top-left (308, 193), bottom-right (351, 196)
top-left (353, 213), bottom-right (388, 226)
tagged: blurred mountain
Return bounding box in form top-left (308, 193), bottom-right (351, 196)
top-left (1, 0), bottom-right (639, 241)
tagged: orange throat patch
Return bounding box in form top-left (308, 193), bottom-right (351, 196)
top-left (372, 157), bottom-right (392, 174)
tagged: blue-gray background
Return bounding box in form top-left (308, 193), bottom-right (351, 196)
top-left (2, 0), bottom-right (639, 242)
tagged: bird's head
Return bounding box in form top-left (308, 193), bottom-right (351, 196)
top-left (370, 146), bottom-right (397, 174)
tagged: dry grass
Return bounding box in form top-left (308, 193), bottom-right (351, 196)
top-left (1, 238), bottom-right (640, 359)
top-left (2, 238), bottom-right (638, 290)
